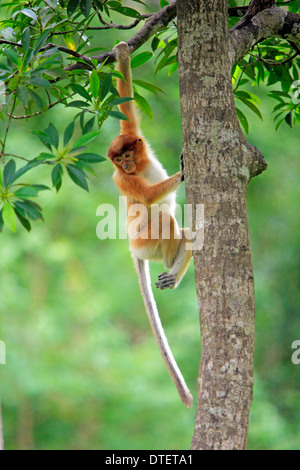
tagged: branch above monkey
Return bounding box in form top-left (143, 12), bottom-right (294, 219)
top-left (63, 1), bottom-right (300, 74)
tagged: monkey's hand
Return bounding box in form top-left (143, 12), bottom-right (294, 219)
top-left (180, 152), bottom-right (184, 182)
top-left (114, 42), bottom-right (130, 61)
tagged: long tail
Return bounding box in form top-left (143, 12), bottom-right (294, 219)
top-left (114, 42), bottom-right (141, 135)
top-left (133, 256), bottom-right (193, 408)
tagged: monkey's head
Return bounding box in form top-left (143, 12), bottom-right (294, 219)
top-left (107, 134), bottom-right (145, 174)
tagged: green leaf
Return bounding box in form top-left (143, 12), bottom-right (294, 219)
top-left (168, 62), bottom-right (178, 76)
top-left (106, 110), bottom-right (130, 121)
top-left (80, 0), bottom-right (92, 17)
top-left (17, 86), bottom-right (30, 107)
top-left (14, 200), bottom-right (43, 221)
top-left (0, 211), bottom-right (4, 233)
top-left (76, 153), bottom-right (105, 163)
top-left (275, 116), bottom-right (286, 131)
top-left (46, 123), bottom-right (59, 149)
top-left (52, 163), bottom-right (63, 192)
top-left (100, 74), bottom-right (112, 101)
top-left (67, 0), bottom-right (80, 15)
top-left (14, 209), bottom-right (31, 232)
top-left (93, 0), bottom-right (103, 10)
top-left (131, 52), bottom-right (153, 69)
top-left (151, 37), bottom-right (160, 52)
top-left (236, 107), bottom-right (249, 134)
top-left (34, 30), bottom-right (51, 54)
top-left (155, 55), bottom-right (177, 74)
top-left (71, 84), bottom-right (92, 102)
top-left (67, 165), bottom-right (89, 191)
top-left (90, 70), bottom-right (100, 99)
top-left (32, 130), bottom-right (53, 150)
top-left (83, 116), bottom-right (95, 135)
top-left (106, 2), bottom-right (143, 19)
top-left (15, 186), bottom-right (40, 199)
top-left (14, 8), bottom-right (38, 21)
top-left (235, 90), bottom-right (261, 104)
top-left (2, 204), bottom-right (16, 232)
top-left (134, 93), bottom-right (153, 119)
top-left (29, 77), bottom-right (51, 88)
top-left (10, 161), bottom-right (39, 184)
top-left (133, 79), bottom-right (164, 95)
top-left (285, 111), bottom-right (293, 128)
top-left (64, 121), bottom-right (75, 146)
top-left (72, 131), bottom-right (100, 149)
top-left (3, 48), bottom-right (19, 67)
top-left (105, 97), bottom-right (134, 107)
top-left (3, 160), bottom-right (16, 187)
top-left (235, 97), bottom-right (263, 120)
top-left (21, 27), bottom-right (30, 51)
top-left (66, 100), bottom-right (90, 108)
top-left (28, 89), bottom-right (45, 111)
top-left (0, 64), bottom-right (12, 73)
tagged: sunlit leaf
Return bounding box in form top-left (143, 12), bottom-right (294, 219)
top-left (2, 204), bottom-right (16, 232)
top-left (131, 52), bottom-right (153, 69)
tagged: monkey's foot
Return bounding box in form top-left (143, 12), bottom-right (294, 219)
top-left (155, 272), bottom-right (176, 290)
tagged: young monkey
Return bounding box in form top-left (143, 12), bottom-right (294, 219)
top-left (107, 42), bottom-right (193, 408)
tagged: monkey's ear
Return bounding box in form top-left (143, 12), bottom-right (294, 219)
top-left (136, 138), bottom-right (143, 148)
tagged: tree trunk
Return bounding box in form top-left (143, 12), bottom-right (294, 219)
top-left (177, 0), bottom-right (266, 450)
top-left (0, 396), bottom-right (4, 450)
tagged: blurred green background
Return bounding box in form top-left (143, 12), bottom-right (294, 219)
top-left (0, 19), bottom-right (300, 450)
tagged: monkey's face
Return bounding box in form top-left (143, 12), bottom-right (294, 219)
top-left (113, 150), bottom-right (137, 174)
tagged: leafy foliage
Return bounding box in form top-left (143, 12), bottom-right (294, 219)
top-left (0, 0), bottom-right (299, 233)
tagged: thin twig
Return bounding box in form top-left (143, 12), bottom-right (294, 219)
top-left (65, 0), bottom-right (177, 72)
top-left (0, 39), bottom-right (21, 48)
top-left (39, 43), bottom-right (94, 67)
top-left (3, 153), bottom-right (31, 162)
top-left (1, 89), bottom-right (18, 163)
top-left (8, 91), bottom-right (76, 120)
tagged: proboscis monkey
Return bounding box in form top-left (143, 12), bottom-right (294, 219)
top-left (107, 42), bottom-right (193, 408)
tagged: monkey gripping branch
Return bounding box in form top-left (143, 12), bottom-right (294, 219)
top-left (0, 0), bottom-right (299, 450)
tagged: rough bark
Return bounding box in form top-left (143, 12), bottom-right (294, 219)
top-left (177, 0), bottom-right (266, 450)
top-left (230, 6), bottom-right (300, 65)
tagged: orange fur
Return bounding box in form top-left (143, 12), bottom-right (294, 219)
top-left (106, 42), bottom-right (193, 408)
top-left (114, 42), bottom-right (140, 135)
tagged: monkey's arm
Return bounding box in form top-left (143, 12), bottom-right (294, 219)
top-left (114, 172), bottom-right (182, 206)
top-left (114, 42), bottom-right (140, 135)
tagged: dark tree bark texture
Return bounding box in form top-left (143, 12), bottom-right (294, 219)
top-left (177, 0), bottom-right (267, 450)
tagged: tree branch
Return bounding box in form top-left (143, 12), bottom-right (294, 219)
top-left (65, 0), bottom-right (177, 72)
top-left (0, 39), bottom-right (21, 48)
top-left (230, 6), bottom-right (300, 66)
top-left (40, 43), bottom-right (94, 67)
top-left (233, 0), bottom-right (276, 30)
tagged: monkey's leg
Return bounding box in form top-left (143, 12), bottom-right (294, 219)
top-left (156, 229), bottom-right (192, 290)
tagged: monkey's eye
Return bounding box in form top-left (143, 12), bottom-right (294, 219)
top-left (125, 153), bottom-right (131, 159)
top-left (115, 157), bottom-right (122, 163)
